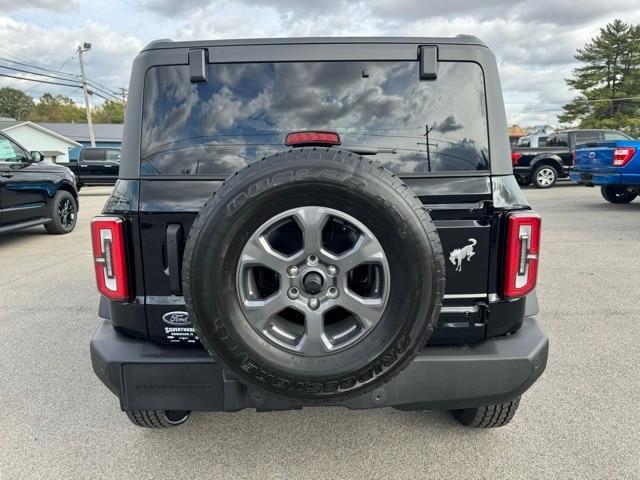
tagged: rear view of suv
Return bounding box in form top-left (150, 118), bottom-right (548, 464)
top-left (90, 37), bottom-right (548, 429)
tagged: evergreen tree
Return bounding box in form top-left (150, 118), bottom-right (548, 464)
top-left (559, 19), bottom-right (640, 136)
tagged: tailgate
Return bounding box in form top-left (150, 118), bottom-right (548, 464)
top-left (575, 144), bottom-right (615, 172)
top-left (575, 140), bottom-right (640, 172)
top-left (137, 177), bottom-right (497, 345)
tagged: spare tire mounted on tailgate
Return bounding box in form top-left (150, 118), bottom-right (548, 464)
top-left (183, 147), bottom-right (445, 402)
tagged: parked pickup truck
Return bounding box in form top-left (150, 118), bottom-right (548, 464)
top-left (512, 129), bottom-right (633, 189)
top-left (58, 147), bottom-right (120, 189)
top-left (571, 140), bottom-right (640, 203)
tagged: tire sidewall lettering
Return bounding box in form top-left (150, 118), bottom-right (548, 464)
top-left (226, 168), bottom-right (368, 217)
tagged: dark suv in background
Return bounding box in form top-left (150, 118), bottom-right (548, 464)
top-left (0, 131), bottom-right (78, 235)
top-left (90, 36), bottom-right (548, 429)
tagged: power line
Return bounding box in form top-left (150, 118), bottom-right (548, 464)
top-left (24, 53), bottom-right (78, 94)
top-left (0, 72), bottom-right (82, 88)
top-left (86, 78), bottom-right (121, 97)
top-left (0, 56), bottom-right (79, 80)
top-left (85, 83), bottom-right (125, 103)
top-left (0, 54), bottom-right (124, 102)
top-left (92, 90), bottom-right (125, 104)
top-left (0, 64), bottom-right (82, 83)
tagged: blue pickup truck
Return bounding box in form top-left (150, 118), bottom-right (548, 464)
top-left (571, 140), bottom-right (640, 203)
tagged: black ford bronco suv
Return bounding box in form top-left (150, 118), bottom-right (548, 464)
top-left (90, 37), bottom-right (548, 429)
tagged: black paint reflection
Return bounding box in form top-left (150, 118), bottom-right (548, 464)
top-left (141, 61), bottom-right (489, 175)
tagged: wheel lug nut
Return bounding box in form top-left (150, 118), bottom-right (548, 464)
top-left (308, 298), bottom-right (320, 310)
top-left (327, 265), bottom-right (338, 276)
top-left (288, 287), bottom-right (299, 300)
top-left (287, 265), bottom-right (299, 277)
top-left (327, 287), bottom-right (339, 299)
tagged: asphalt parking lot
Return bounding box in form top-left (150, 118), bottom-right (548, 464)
top-left (1, 183), bottom-right (639, 480)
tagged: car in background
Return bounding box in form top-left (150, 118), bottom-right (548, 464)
top-left (0, 131), bottom-right (78, 234)
top-left (57, 147), bottom-right (120, 190)
top-left (571, 140), bottom-right (640, 203)
top-left (516, 133), bottom-right (549, 148)
top-left (511, 129), bottom-right (633, 188)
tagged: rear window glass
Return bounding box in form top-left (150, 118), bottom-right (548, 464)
top-left (547, 134), bottom-right (568, 147)
top-left (604, 131), bottom-right (633, 141)
top-left (574, 132), bottom-right (600, 144)
top-left (82, 148), bottom-right (120, 161)
top-left (517, 137), bottom-right (530, 147)
top-left (140, 61), bottom-right (489, 176)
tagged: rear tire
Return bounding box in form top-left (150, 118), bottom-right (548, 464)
top-left (45, 190), bottom-right (77, 234)
top-left (125, 410), bottom-right (190, 428)
top-left (532, 165), bottom-right (557, 189)
top-left (515, 174), bottom-right (531, 186)
top-left (600, 185), bottom-right (638, 204)
top-left (450, 397), bottom-right (520, 428)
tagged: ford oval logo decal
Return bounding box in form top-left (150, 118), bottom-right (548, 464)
top-left (162, 311), bottom-right (191, 326)
top-left (588, 151), bottom-right (596, 160)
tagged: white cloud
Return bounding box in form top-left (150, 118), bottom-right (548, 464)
top-left (1, 0), bottom-right (640, 127)
top-left (0, 16), bottom-right (143, 104)
top-left (0, 0), bottom-right (78, 11)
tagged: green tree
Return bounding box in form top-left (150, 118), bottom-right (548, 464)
top-left (94, 100), bottom-right (125, 123)
top-left (559, 19), bottom-right (640, 137)
top-left (30, 93), bottom-right (86, 123)
top-left (0, 87), bottom-right (35, 120)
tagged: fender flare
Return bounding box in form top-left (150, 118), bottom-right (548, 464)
top-left (530, 155), bottom-right (563, 173)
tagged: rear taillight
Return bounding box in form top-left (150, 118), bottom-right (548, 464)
top-left (511, 152), bottom-right (522, 165)
top-left (612, 147), bottom-right (636, 166)
top-left (91, 216), bottom-right (129, 301)
top-left (503, 211), bottom-right (541, 299)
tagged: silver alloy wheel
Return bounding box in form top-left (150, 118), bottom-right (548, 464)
top-left (536, 167), bottom-right (556, 187)
top-left (236, 206), bottom-right (390, 356)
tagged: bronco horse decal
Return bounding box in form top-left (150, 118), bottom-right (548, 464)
top-left (449, 238), bottom-right (477, 272)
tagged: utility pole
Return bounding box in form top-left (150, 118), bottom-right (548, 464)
top-left (77, 42), bottom-right (96, 147)
top-left (417, 125), bottom-right (438, 172)
top-left (118, 87), bottom-right (128, 105)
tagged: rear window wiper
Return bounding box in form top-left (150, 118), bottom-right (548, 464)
top-left (342, 146), bottom-right (398, 155)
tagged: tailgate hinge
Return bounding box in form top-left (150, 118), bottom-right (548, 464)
top-left (189, 48), bottom-right (208, 83)
top-left (419, 45), bottom-right (438, 80)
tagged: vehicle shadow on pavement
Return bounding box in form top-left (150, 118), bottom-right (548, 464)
top-left (79, 192), bottom-right (112, 197)
top-left (584, 202), bottom-right (640, 211)
top-left (0, 227), bottom-right (48, 247)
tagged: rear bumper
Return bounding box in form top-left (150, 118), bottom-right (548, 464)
top-left (90, 315), bottom-right (549, 412)
top-left (571, 170), bottom-right (640, 186)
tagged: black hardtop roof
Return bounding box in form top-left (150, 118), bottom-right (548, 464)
top-left (142, 35), bottom-right (487, 51)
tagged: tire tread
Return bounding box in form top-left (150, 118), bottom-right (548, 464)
top-left (183, 147), bottom-right (445, 403)
top-left (451, 397), bottom-right (521, 428)
top-left (125, 410), bottom-right (189, 428)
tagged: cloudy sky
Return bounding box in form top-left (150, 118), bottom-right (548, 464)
top-left (1, 0), bottom-right (639, 126)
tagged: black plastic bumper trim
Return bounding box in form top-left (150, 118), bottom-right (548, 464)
top-left (90, 316), bottom-right (548, 412)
